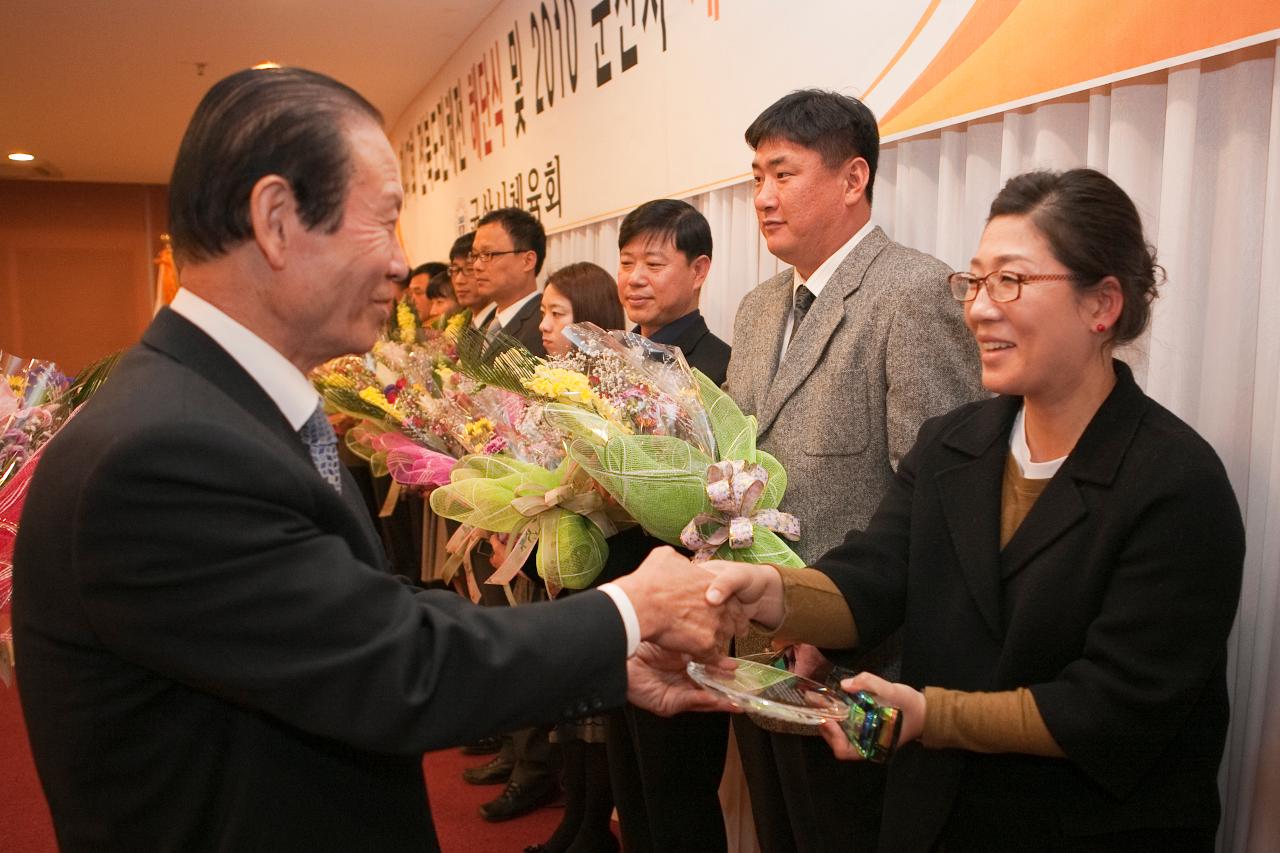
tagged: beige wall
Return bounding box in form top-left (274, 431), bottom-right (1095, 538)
top-left (1, 180), bottom-right (166, 375)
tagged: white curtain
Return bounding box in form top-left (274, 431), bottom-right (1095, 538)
top-left (547, 41), bottom-right (1280, 852)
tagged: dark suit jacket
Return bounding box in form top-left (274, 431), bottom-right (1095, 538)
top-left (656, 311), bottom-right (730, 386)
top-left (502, 291), bottom-right (546, 357)
top-left (13, 308), bottom-right (627, 852)
top-left (814, 361), bottom-right (1243, 851)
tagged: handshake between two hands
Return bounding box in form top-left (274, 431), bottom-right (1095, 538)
top-left (609, 547), bottom-right (927, 761)
top-left (609, 546), bottom-right (785, 718)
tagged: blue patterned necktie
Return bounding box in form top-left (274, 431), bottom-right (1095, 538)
top-left (299, 404), bottom-right (342, 493)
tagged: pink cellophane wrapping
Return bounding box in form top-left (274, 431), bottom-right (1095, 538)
top-left (1, 444), bottom-right (46, 643)
top-left (382, 433), bottom-right (457, 488)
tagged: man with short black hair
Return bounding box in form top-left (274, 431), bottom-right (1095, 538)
top-left (604, 198), bottom-right (732, 852)
top-left (13, 66), bottom-right (739, 853)
top-left (471, 207), bottom-right (546, 355)
top-left (448, 232), bottom-right (491, 326)
top-left (726, 88), bottom-right (983, 853)
top-left (616, 198), bottom-right (730, 383)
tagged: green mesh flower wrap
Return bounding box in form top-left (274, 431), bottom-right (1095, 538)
top-left (429, 455), bottom-right (621, 594)
top-left (552, 370), bottom-right (804, 569)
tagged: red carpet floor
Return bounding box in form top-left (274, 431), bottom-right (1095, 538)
top-left (0, 680), bottom-right (584, 852)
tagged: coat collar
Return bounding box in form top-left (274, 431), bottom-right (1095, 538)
top-left (144, 307), bottom-right (300, 446)
top-left (142, 308), bottom-right (384, 554)
top-left (757, 227), bottom-right (892, 435)
top-left (664, 311), bottom-right (712, 356)
top-left (935, 361), bottom-right (1148, 638)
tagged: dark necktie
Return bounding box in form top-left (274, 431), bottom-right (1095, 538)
top-left (299, 404), bottom-right (342, 493)
top-left (791, 284), bottom-right (816, 340)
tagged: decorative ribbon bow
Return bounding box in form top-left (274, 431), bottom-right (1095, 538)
top-left (486, 465), bottom-right (621, 588)
top-left (680, 460), bottom-right (800, 561)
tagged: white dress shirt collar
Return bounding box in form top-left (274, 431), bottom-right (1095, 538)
top-left (781, 220), bottom-right (876, 356)
top-left (493, 289), bottom-right (540, 331)
top-left (792, 218), bottom-right (876, 299)
top-left (169, 288), bottom-right (320, 431)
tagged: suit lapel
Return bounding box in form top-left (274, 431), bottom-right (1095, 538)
top-left (503, 293), bottom-right (541, 338)
top-left (143, 309), bottom-right (386, 562)
top-left (935, 396), bottom-right (1020, 639)
top-left (670, 314), bottom-right (709, 357)
top-left (144, 309), bottom-right (303, 453)
top-left (757, 228), bottom-right (890, 435)
top-left (748, 274), bottom-right (792, 417)
top-left (999, 362), bottom-right (1147, 580)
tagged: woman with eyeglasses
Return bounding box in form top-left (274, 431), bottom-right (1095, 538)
top-left (709, 168), bottom-right (1243, 852)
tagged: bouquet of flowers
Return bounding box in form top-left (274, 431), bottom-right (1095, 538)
top-left (537, 325), bottom-right (805, 568)
top-left (2, 355), bottom-right (69, 490)
top-left (429, 322), bottom-right (803, 602)
top-left (2, 351), bottom-right (118, 683)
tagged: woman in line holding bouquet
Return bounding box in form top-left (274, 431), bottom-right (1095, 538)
top-left (710, 168), bottom-right (1244, 852)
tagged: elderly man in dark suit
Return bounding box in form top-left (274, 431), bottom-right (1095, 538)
top-left (724, 89), bottom-right (984, 853)
top-left (13, 67), bottom-right (740, 853)
top-left (470, 207), bottom-right (546, 355)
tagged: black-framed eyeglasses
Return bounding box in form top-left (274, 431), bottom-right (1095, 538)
top-left (467, 249), bottom-right (525, 264)
top-left (448, 264), bottom-right (468, 277)
top-left (947, 270), bottom-right (1081, 303)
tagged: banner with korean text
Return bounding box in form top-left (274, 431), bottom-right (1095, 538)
top-left (391, 0), bottom-right (1279, 256)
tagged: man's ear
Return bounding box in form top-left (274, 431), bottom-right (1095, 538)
top-left (843, 157), bottom-right (871, 208)
top-left (690, 254), bottom-right (711, 293)
top-left (519, 248), bottom-right (538, 276)
top-left (249, 174), bottom-right (295, 271)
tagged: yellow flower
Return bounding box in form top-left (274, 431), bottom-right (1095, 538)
top-left (397, 302), bottom-right (417, 344)
top-left (444, 312), bottom-right (468, 342)
top-left (522, 366), bottom-right (617, 422)
top-left (6, 376), bottom-right (25, 396)
top-left (317, 372), bottom-right (356, 390)
top-left (523, 366), bottom-right (592, 401)
top-left (463, 417), bottom-right (495, 447)
top-left (358, 386), bottom-right (404, 422)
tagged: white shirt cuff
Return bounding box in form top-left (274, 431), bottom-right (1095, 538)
top-left (598, 583), bottom-right (641, 657)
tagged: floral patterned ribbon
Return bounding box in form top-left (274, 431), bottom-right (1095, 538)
top-left (680, 460), bottom-right (800, 561)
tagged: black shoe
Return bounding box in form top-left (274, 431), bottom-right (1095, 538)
top-left (461, 736), bottom-right (502, 756)
top-left (462, 755), bottom-right (514, 786)
top-left (479, 779), bottom-right (558, 822)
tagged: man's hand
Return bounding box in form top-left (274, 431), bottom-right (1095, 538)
top-left (704, 559), bottom-right (786, 630)
top-left (611, 546), bottom-right (740, 661)
top-left (626, 642), bottom-right (740, 717)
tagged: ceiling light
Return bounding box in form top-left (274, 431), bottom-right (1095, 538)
top-left (7, 152), bottom-right (35, 162)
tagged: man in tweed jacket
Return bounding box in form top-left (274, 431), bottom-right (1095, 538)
top-left (724, 89), bottom-right (983, 853)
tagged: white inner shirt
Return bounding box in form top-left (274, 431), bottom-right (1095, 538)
top-left (1010, 405), bottom-right (1066, 479)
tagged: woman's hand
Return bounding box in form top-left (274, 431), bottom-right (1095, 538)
top-left (817, 671), bottom-right (927, 761)
top-left (703, 560), bottom-right (786, 630)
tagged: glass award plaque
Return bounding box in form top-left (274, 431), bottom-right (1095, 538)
top-left (687, 653), bottom-right (903, 762)
top-left (686, 657), bottom-right (851, 726)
